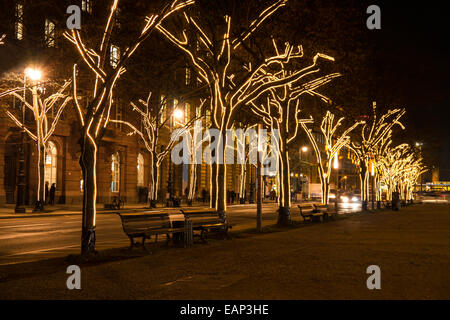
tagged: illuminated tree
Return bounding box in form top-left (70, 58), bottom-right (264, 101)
top-left (157, 0), bottom-right (336, 218)
top-left (0, 81), bottom-right (71, 210)
top-left (301, 111), bottom-right (364, 205)
top-left (0, 34), bottom-right (5, 45)
top-left (234, 124), bottom-right (257, 204)
top-left (63, 0), bottom-right (194, 254)
top-left (111, 92), bottom-right (198, 207)
top-left (377, 143), bottom-right (426, 202)
top-left (186, 105), bottom-right (208, 205)
top-left (248, 40), bottom-right (340, 224)
top-left (348, 102), bottom-right (405, 209)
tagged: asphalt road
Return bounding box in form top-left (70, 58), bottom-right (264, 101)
top-left (0, 202), bottom-right (360, 266)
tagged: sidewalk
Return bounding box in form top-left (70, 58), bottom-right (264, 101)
top-left (1, 203), bottom-right (448, 299)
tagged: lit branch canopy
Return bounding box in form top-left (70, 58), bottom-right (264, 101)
top-left (63, 0), bottom-right (194, 254)
top-left (157, 0), bottom-right (338, 217)
top-left (348, 102), bottom-right (405, 208)
top-left (111, 93), bottom-right (200, 207)
top-left (0, 81), bottom-right (72, 209)
top-left (301, 111), bottom-right (364, 205)
top-left (247, 39), bottom-right (341, 224)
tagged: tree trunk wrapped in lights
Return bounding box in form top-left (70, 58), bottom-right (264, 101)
top-left (157, 0), bottom-right (342, 219)
top-left (63, 0), bottom-right (194, 254)
top-left (348, 102), bottom-right (405, 210)
top-left (111, 93), bottom-right (199, 207)
top-left (234, 125), bottom-right (258, 204)
top-left (248, 42), bottom-right (341, 224)
top-left (1, 81), bottom-right (71, 211)
top-left (300, 111), bottom-right (363, 205)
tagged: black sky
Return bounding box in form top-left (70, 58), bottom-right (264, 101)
top-left (373, 1), bottom-right (450, 174)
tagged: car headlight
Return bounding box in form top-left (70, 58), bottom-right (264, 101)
top-left (351, 197), bottom-right (358, 202)
top-left (329, 194), bottom-right (336, 199)
top-left (341, 196), bottom-right (349, 203)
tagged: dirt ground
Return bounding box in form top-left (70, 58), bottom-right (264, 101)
top-left (0, 203), bottom-right (449, 299)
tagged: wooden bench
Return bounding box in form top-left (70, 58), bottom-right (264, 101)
top-left (116, 211), bottom-right (185, 249)
top-left (298, 203), bottom-right (330, 222)
top-left (180, 209), bottom-right (234, 242)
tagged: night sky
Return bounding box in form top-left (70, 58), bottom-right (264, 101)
top-left (373, 1), bottom-right (450, 176)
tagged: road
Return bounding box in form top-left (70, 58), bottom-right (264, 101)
top-left (0, 202), bottom-right (360, 266)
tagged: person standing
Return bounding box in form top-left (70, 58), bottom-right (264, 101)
top-left (49, 183), bottom-right (56, 205)
top-left (44, 181), bottom-right (49, 204)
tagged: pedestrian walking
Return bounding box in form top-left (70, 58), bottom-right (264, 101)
top-left (49, 183), bottom-right (56, 205)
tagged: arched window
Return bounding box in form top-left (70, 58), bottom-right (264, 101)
top-left (137, 153), bottom-right (144, 187)
top-left (44, 141), bottom-right (57, 186)
top-left (111, 152), bottom-right (120, 192)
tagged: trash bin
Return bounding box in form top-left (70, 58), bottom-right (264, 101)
top-left (184, 219), bottom-right (193, 247)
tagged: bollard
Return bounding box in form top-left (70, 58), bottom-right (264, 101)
top-left (184, 218), bottom-right (193, 248)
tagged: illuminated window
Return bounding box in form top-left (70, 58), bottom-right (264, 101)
top-left (137, 153), bottom-right (144, 187)
top-left (44, 141), bottom-right (57, 186)
top-left (173, 99), bottom-right (179, 124)
top-left (15, 3), bottom-right (24, 40)
top-left (195, 104), bottom-right (201, 118)
top-left (160, 94), bottom-right (166, 124)
top-left (82, 0), bottom-right (92, 13)
top-left (111, 152), bottom-right (120, 192)
top-left (184, 103), bottom-right (190, 123)
top-left (110, 45), bottom-right (120, 68)
top-left (205, 108), bottom-right (211, 127)
top-left (185, 67), bottom-right (191, 85)
top-left (115, 7), bottom-right (121, 29)
top-left (45, 19), bottom-right (55, 47)
top-left (115, 100), bottom-right (122, 129)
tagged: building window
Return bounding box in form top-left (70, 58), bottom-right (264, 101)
top-left (45, 19), bottom-right (55, 47)
top-left (44, 141), bottom-right (57, 187)
top-left (195, 104), bottom-right (201, 118)
top-left (82, 0), bottom-right (92, 14)
top-left (110, 45), bottom-right (120, 68)
top-left (137, 153), bottom-right (144, 187)
top-left (115, 100), bottom-right (122, 129)
top-left (185, 67), bottom-right (191, 85)
top-left (205, 108), bottom-right (211, 127)
top-left (15, 3), bottom-right (24, 40)
top-left (111, 152), bottom-right (120, 193)
top-left (184, 103), bottom-right (190, 123)
top-left (160, 94), bottom-right (166, 124)
top-left (114, 7), bottom-right (121, 29)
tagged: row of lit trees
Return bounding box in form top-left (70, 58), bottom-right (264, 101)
top-left (0, 0), bottom-right (427, 254)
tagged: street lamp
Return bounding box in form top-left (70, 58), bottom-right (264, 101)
top-left (333, 154), bottom-right (339, 212)
top-left (256, 123), bottom-right (263, 232)
top-left (15, 67), bottom-right (42, 213)
top-left (371, 161), bottom-right (375, 210)
top-left (167, 105), bottom-right (184, 207)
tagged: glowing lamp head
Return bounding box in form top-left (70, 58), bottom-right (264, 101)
top-left (173, 109), bottom-right (184, 121)
top-left (25, 68), bottom-right (42, 81)
top-left (333, 154), bottom-right (339, 169)
top-left (301, 146), bottom-right (308, 152)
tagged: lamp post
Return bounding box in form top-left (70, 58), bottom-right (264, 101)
top-left (166, 105), bottom-right (184, 207)
top-left (333, 154), bottom-right (339, 212)
top-left (256, 124), bottom-right (263, 232)
top-left (300, 146), bottom-right (310, 200)
top-left (416, 142), bottom-right (423, 193)
top-left (15, 68), bottom-right (42, 213)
